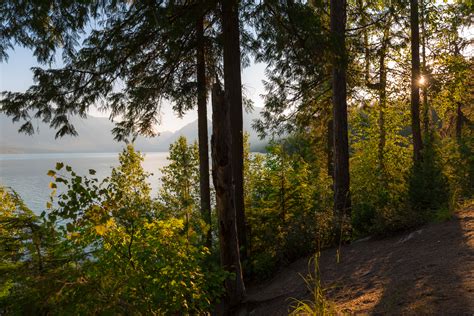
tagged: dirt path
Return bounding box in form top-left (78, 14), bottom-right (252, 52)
top-left (245, 203), bottom-right (474, 315)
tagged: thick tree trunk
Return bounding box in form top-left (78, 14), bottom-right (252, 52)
top-left (196, 14), bottom-right (212, 248)
top-left (211, 81), bottom-right (246, 310)
top-left (221, 0), bottom-right (248, 261)
top-left (331, 0), bottom-right (351, 239)
top-left (410, 0), bottom-right (423, 163)
top-left (330, 0), bottom-right (351, 238)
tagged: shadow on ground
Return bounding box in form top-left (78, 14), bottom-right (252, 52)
top-left (246, 204), bottom-right (474, 315)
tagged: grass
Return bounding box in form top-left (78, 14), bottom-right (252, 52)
top-left (289, 253), bottom-right (336, 316)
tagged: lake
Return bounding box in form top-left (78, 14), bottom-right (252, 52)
top-left (0, 152), bottom-right (170, 213)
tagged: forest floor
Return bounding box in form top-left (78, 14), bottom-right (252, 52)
top-left (245, 201), bottom-right (474, 315)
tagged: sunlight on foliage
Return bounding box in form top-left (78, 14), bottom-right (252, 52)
top-left (0, 145), bottom-right (226, 314)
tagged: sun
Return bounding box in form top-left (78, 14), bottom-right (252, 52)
top-left (419, 75), bottom-right (426, 86)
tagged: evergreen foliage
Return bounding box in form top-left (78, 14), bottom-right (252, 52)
top-left (158, 136), bottom-right (206, 241)
top-left (244, 136), bottom-right (333, 278)
top-left (1, 1), bottom-right (220, 140)
top-left (0, 0), bottom-right (472, 311)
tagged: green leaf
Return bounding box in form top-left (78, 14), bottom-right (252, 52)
top-left (47, 170), bottom-right (56, 177)
top-left (89, 169), bottom-right (96, 175)
top-left (66, 165), bottom-right (72, 172)
top-left (56, 177), bottom-right (67, 184)
top-left (56, 162), bottom-right (64, 170)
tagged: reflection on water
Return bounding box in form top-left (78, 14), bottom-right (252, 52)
top-left (0, 152), bottom-right (170, 213)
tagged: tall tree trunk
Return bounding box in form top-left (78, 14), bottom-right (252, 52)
top-left (211, 81), bottom-right (246, 310)
top-left (378, 50), bottom-right (387, 175)
top-left (221, 0), bottom-right (248, 260)
top-left (420, 0), bottom-right (429, 137)
top-left (410, 0), bottom-right (423, 163)
top-left (196, 13), bottom-right (212, 248)
top-left (330, 0), bottom-right (351, 238)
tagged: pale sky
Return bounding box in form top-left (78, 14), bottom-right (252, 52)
top-left (0, 46), bottom-right (267, 133)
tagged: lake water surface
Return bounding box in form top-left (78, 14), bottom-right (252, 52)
top-left (0, 152), bottom-right (170, 213)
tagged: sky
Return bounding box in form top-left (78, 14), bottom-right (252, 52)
top-left (0, 46), bottom-right (267, 133)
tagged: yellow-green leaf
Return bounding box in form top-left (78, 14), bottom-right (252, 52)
top-left (95, 225), bottom-right (107, 235)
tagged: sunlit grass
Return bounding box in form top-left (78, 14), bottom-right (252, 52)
top-left (289, 253), bottom-right (336, 316)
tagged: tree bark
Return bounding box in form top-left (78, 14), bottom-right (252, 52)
top-left (327, 117), bottom-right (334, 179)
top-left (196, 13), bottom-right (212, 248)
top-left (410, 0), bottom-right (423, 163)
top-left (330, 0), bottom-right (351, 237)
top-left (211, 81), bottom-right (246, 310)
top-left (221, 0), bottom-right (248, 261)
top-left (420, 0), bottom-right (429, 137)
top-left (378, 50), bottom-right (387, 175)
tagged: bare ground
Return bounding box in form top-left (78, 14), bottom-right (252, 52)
top-left (244, 202), bottom-right (474, 315)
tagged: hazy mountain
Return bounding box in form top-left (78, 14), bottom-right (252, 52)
top-left (0, 108), bottom-right (267, 153)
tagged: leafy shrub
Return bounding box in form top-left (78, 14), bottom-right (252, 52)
top-left (350, 105), bottom-right (415, 236)
top-left (0, 145), bottom-right (226, 314)
top-left (409, 134), bottom-right (450, 218)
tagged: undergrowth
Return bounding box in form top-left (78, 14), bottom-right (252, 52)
top-left (289, 253), bottom-right (336, 315)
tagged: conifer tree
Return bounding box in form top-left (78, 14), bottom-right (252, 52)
top-left (196, 4), bottom-right (212, 248)
top-left (1, 0), bottom-right (217, 245)
top-left (330, 0), bottom-right (351, 235)
top-left (221, 0), bottom-right (248, 260)
top-left (211, 81), bottom-right (246, 310)
top-left (159, 136), bottom-right (201, 237)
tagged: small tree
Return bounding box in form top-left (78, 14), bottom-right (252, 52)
top-left (158, 136), bottom-right (203, 240)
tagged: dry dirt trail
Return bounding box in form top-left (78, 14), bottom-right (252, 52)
top-left (245, 202), bottom-right (474, 315)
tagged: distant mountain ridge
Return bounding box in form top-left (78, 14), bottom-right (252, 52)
top-left (0, 109), bottom-right (267, 154)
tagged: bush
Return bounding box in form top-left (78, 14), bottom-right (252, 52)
top-left (409, 134), bottom-right (450, 218)
top-left (350, 105), bottom-right (415, 236)
top-left (245, 138), bottom-right (333, 278)
top-left (0, 145), bottom-right (226, 314)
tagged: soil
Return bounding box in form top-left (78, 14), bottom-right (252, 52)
top-left (244, 202), bottom-right (474, 315)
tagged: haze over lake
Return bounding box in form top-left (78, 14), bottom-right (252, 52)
top-left (0, 152), bottom-right (170, 213)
